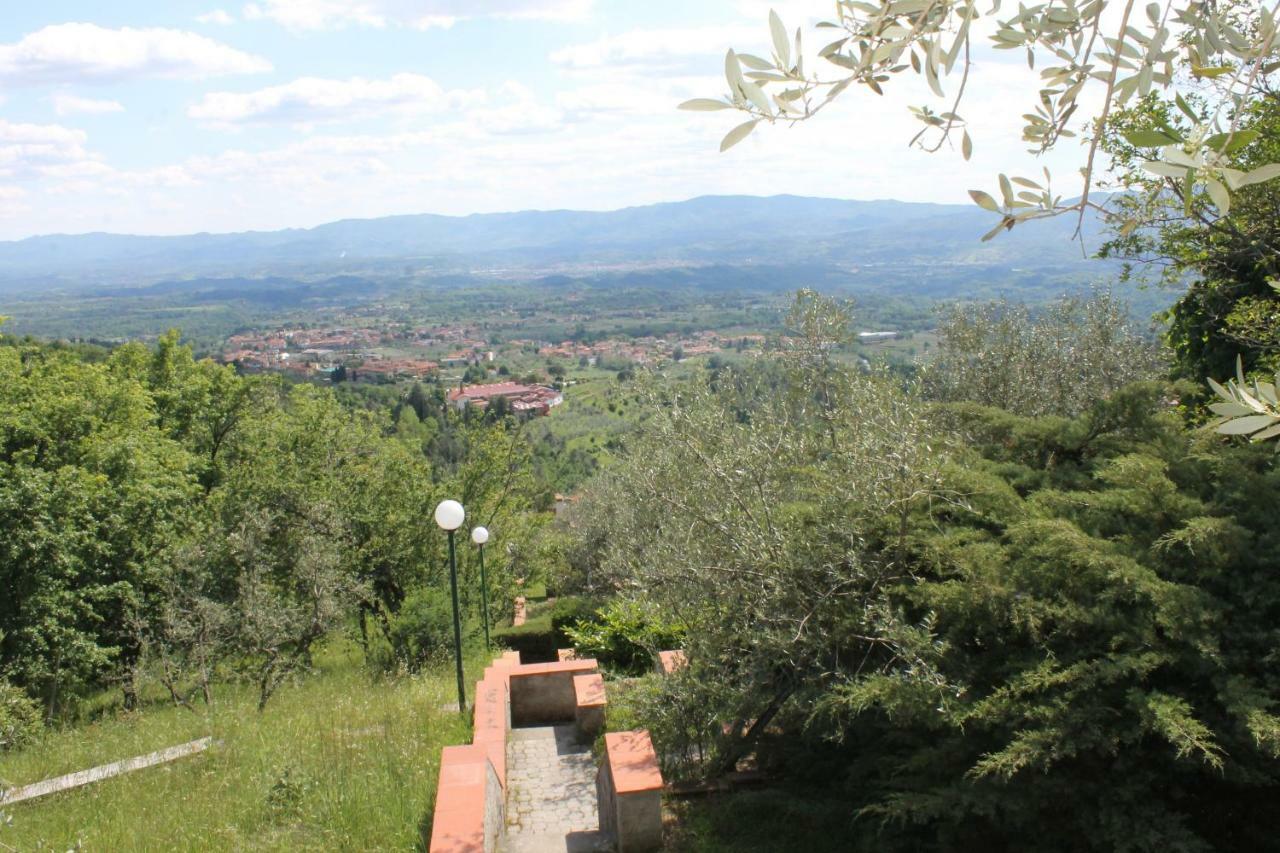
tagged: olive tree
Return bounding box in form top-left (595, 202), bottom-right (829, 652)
top-left (686, 1), bottom-right (1280, 238)
top-left (923, 290), bottom-right (1165, 416)
top-left (576, 291), bottom-right (945, 775)
top-left (1206, 354), bottom-right (1280, 442)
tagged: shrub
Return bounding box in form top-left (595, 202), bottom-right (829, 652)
top-left (492, 614), bottom-right (557, 662)
top-left (386, 588), bottom-right (456, 671)
top-left (549, 596), bottom-right (602, 645)
top-left (264, 765), bottom-right (312, 820)
top-left (0, 679), bottom-right (42, 752)
top-left (563, 599), bottom-right (684, 675)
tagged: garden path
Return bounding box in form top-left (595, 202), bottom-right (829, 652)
top-left (498, 724), bottom-right (610, 853)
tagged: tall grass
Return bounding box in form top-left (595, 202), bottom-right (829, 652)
top-left (0, 639), bottom-right (482, 851)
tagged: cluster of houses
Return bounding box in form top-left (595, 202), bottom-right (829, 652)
top-left (349, 358), bottom-right (439, 381)
top-left (447, 382), bottom-right (564, 416)
top-left (220, 324), bottom-right (462, 380)
top-left (217, 320), bottom-right (786, 388)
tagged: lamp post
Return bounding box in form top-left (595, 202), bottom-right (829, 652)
top-left (471, 526), bottom-right (491, 651)
top-left (434, 499), bottom-right (467, 712)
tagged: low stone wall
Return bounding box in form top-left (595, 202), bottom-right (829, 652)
top-left (430, 743), bottom-right (504, 852)
top-left (597, 729), bottom-right (664, 852)
top-left (508, 659), bottom-right (600, 724)
top-left (429, 651), bottom-right (518, 853)
top-left (573, 673), bottom-right (606, 741)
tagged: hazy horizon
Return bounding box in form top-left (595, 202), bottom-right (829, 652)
top-left (1, 191), bottom-right (974, 242)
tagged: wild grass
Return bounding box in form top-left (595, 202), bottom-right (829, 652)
top-left (0, 639), bottom-right (484, 852)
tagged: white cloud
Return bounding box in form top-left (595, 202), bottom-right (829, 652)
top-left (0, 3), bottom-right (1111, 240)
top-left (551, 25), bottom-right (761, 69)
top-left (467, 81), bottom-right (563, 134)
top-left (733, 0), bottom-right (839, 27)
top-left (0, 120), bottom-right (95, 180)
top-left (51, 93), bottom-right (125, 116)
top-left (0, 23), bottom-right (271, 85)
top-left (197, 9), bottom-right (237, 25)
top-left (188, 73), bottom-right (484, 125)
top-left (241, 0), bottom-right (592, 31)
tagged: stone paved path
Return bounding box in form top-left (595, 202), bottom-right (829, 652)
top-left (499, 724), bottom-right (612, 853)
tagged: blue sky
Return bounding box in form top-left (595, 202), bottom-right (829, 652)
top-left (0, 0), bottom-right (1088, 239)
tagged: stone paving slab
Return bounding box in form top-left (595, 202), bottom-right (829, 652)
top-left (500, 724), bottom-right (612, 853)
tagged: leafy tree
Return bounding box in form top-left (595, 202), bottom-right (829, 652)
top-left (0, 341), bottom-right (198, 715)
top-left (826, 388), bottom-right (1280, 852)
top-left (576, 292), bottom-right (1280, 850)
top-left (1102, 94), bottom-right (1280, 381)
top-left (0, 323), bottom-right (553, 720)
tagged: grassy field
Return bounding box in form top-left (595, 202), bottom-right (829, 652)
top-left (0, 640), bottom-right (482, 852)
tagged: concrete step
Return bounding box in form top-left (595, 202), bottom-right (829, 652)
top-left (498, 829), bottom-right (613, 853)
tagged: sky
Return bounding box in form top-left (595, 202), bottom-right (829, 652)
top-left (0, 0), bottom-right (1096, 240)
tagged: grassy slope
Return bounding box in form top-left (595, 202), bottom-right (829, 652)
top-left (0, 640), bottom-right (481, 852)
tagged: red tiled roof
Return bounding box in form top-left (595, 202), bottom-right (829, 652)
top-left (448, 382), bottom-right (551, 401)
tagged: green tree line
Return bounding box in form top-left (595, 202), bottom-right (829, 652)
top-left (0, 327), bottom-right (544, 722)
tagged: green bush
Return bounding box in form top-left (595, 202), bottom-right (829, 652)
top-left (0, 679), bottom-right (42, 752)
top-left (386, 588), bottom-right (457, 671)
top-left (562, 599), bottom-right (683, 675)
top-left (549, 596), bottom-right (603, 645)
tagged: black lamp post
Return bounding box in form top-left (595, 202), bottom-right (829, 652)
top-left (471, 526), bottom-right (491, 651)
top-left (434, 499), bottom-right (467, 712)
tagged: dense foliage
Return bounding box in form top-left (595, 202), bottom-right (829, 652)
top-left (0, 328), bottom-right (542, 717)
top-left (924, 291), bottom-right (1164, 417)
top-left (569, 291), bottom-right (1279, 852)
top-left (1103, 95), bottom-right (1280, 381)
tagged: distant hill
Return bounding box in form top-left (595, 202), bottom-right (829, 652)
top-left (0, 194), bottom-right (1117, 294)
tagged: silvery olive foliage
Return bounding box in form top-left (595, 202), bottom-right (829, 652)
top-left (1203, 280), bottom-right (1280, 445)
top-left (923, 290), bottom-right (1165, 417)
top-left (575, 291), bottom-right (947, 774)
top-left (1208, 355), bottom-right (1280, 442)
top-left (684, 1), bottom-right (1280, 238)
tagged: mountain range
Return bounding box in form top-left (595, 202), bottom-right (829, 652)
top-left (0, 194), bottom-right (1116, 295)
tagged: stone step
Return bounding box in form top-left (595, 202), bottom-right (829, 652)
top-left (498, 829), bottom-right (613, 853)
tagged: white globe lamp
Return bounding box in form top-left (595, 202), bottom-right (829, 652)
top-left (434, 499), bottom-right (465, 531)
